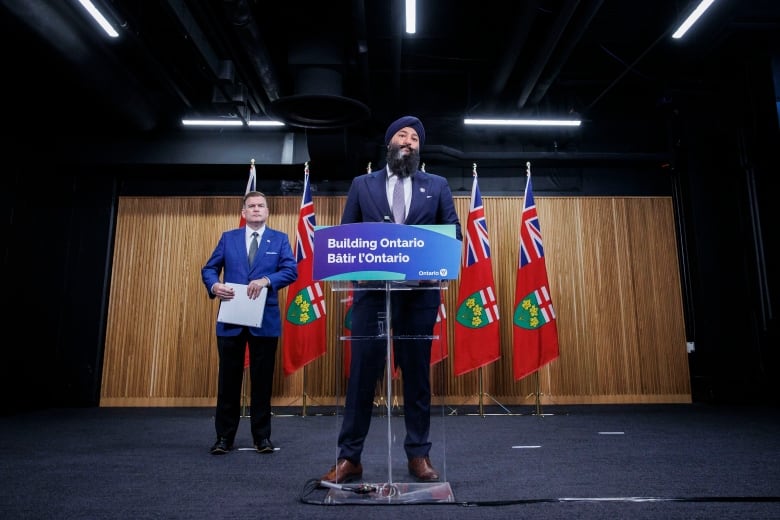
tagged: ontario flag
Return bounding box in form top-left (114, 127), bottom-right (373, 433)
top-left (282, 164), bottom-right (326, 376)
top-left (342, 289), bottom-right (353, 378)
top-left (341, 290), bottom-right (402, 378)
top-left (453, 167), bottom-right (500, 376)
top-left (418, 162), bottom-right (450, 367)
top-left (239, 161), bottom-right (258, 368)
top-left (430, 291), bottom-right (449, 365)
top-left (342, 290), bottom-right (433, 377)
top-left (512, 169), bottom-right (559, 380)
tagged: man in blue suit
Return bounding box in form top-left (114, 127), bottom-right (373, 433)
top-left (202, 191), bottom-right (297, 455)
top-left (321, 116), bottom-right (463, 484)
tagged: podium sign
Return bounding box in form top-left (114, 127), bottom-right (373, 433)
top-left (313, 223), bottom-right (460, 281)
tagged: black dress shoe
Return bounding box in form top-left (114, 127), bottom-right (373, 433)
top-left (254, 438), bottom-right (274, 454)
top-left (210, 437), bottom-right (232, 455)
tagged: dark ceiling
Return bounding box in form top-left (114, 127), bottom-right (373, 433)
top-left (3, 0), bottom-right (779, 173)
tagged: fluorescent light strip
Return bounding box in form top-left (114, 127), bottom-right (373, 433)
top-left (406, 0), bottom-right (416, 34)
top-left (77, 0), bottom-right (119, 38)
top-left (672, 0), bottom-right (716, 39)
top-left (181, 119), bottom-right (284, 127)
top-left (247, 121), bottom-right (285, 127)
top-left (464, 118), bottom-right (582, 127)
top-left (182, 119), bottom-right (244, 127)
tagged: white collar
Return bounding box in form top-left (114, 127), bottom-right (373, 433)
top-left (246, 225), bottom-right (265, 238)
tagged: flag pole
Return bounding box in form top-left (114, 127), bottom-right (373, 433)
top-left (281, 366), bottom-right (328, 416)
top-left (240, 159), bottom-right (256, 419)
top-left (301, 365), bottom-right (330, 416)
top-left (302, 367), bottom-right (308, 416)
top-left (478, 368), bottom-right (484, 417)
top-left (528, 371), bottom-right (556, 416)
top-left (299, 366), bottom-right (331, 415)
top-left (241, 371), bottom-right (250, 417)
top-left (526, 161), bottom-right (540, 417)
top-left (475, 367), bottom-right (514, 416)
top-left (534, 371), bottom-right (541, 415)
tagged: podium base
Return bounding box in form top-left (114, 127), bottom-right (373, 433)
top-left (324, 481), bottom-right (454, 504)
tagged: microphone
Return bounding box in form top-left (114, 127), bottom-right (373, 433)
top-left (317, 480), bottom-right (378, 494)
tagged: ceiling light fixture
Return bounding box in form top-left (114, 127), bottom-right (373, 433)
top-left (464, 118), bottom-right (582, 127)
top-left (246, 121), bottom-right (285, 127)
top-left (181, 119), bottom-right (284, 127)
top-left (672, 0), bottom-right (717, 39)
top-left (182, 119), bottom-right (244, 127)
top-left (405, 0), bottom-right (416, 34)
top-left (77, 0), bottom-right (119, 38)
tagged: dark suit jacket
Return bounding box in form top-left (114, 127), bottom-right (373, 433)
top-left (341, 167), bottom-right (462, 238)
top-left (201, 226), bottom-right (297, 337)
top-left (341, 167), bottom-right (462, 308)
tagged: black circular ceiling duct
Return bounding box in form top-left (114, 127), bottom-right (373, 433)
top-left (267, 67), bottom-right (370, 129)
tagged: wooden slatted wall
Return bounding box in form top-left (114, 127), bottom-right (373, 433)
top-left (100, 195), bottom-right (690, 407)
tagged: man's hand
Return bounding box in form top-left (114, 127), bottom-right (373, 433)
top-left (213, 283), bottom-right (235, 301)
top-left (247, 277), bottom-right (270, 299)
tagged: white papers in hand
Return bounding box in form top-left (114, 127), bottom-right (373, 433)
top-left (217, 283), bottom-right (267, 327)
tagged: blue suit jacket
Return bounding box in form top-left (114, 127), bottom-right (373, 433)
top-left (201, 226), bottom-right (297, 337)
top-left (341, 167), bottom-right (462, 307)
top-left (341, 167), bottom-right (462, 238)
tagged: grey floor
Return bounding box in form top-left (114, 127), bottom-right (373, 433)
top-left (1, 403), bottom-right (778, 519)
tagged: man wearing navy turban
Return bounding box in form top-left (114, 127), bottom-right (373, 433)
top-left (320, 116), bottom-right (463, 486)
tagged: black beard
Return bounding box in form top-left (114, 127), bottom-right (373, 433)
top-left (386, 143), bottom-right (420, 178)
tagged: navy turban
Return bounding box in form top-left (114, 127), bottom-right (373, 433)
top-left (384, 115), bottom-right (425, 147)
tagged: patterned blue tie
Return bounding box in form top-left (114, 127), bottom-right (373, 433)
top-left (392, 177), bottom-right (405, 224)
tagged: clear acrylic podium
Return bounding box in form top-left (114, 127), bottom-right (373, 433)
top-left (322, 280), bottom-right (455, 504)
top-left (312, 222), bottom-right (461, 504)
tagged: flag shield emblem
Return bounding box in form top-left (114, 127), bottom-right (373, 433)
top-left (513, 288), bottom-right (554, 330)
top-left (455, 291), bottom-right (493, 329)
top-left (286, 288), bottom-right (319, 325)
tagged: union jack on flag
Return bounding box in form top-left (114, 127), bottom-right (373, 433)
top-left (296, 178), bottom-right (315, 263)
top-left (518, 184), bottom-right (544, 268)
top-left (465, 185), bottom-right (491, 266)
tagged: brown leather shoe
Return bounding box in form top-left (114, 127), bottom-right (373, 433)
top-left (408, 456), bottom-right (439, 482)
top-left (320, 458), bottom-right (363, 484)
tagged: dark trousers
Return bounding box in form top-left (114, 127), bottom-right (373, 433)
top-left (338, 289), bottom-right (438, 463)
top-left (215, 330), bottom-right (278, 444)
